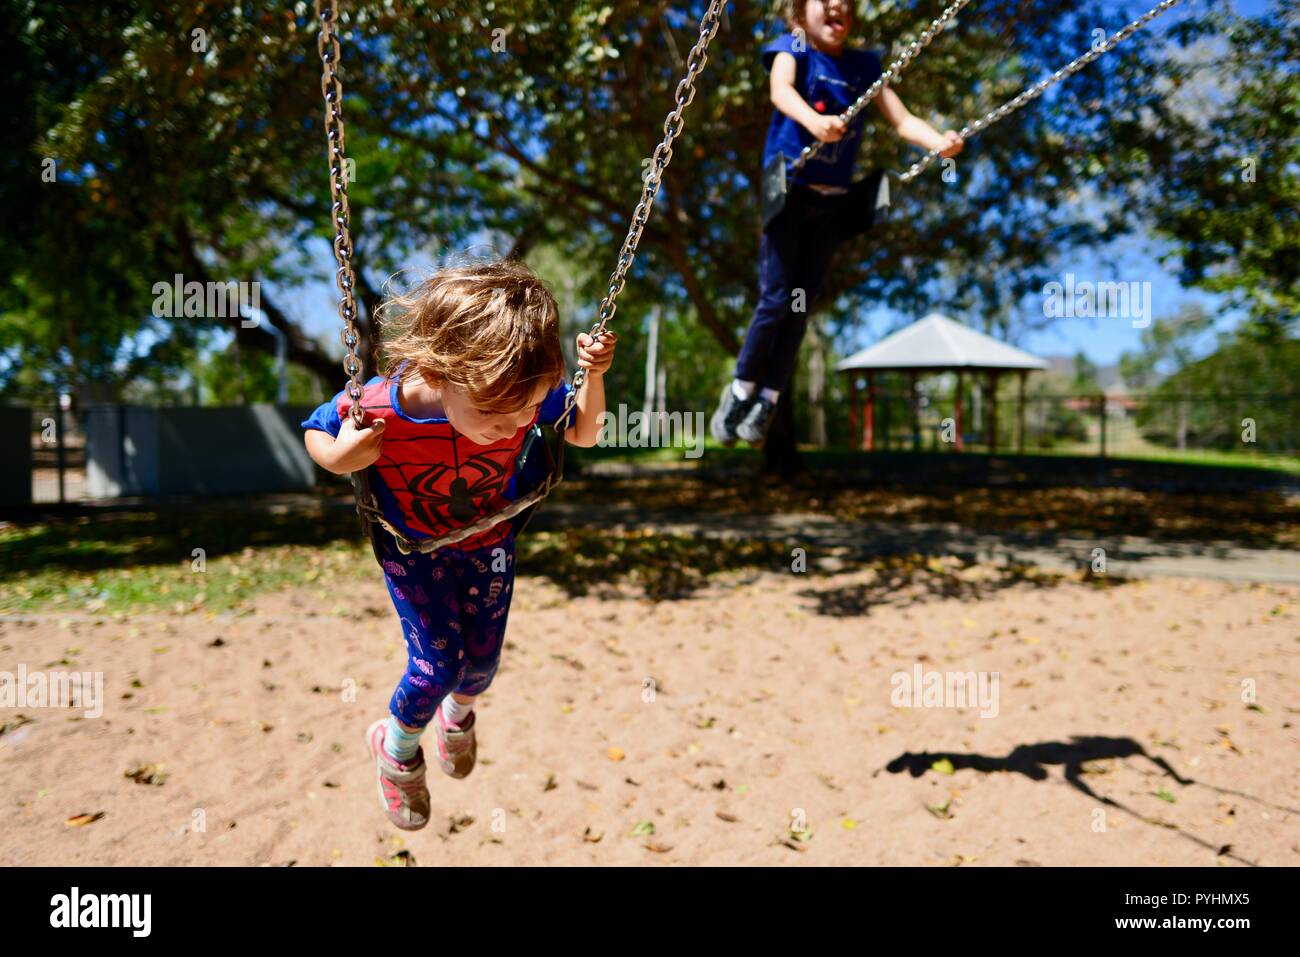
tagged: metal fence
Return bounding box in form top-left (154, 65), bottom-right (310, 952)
top-left (26, 404), bottom-right (84, 504)
top-left (12, 403), bottom-right (317, 505)
top-left (7, 388), bottom-right (1295, 508)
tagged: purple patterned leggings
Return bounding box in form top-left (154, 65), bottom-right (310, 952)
top-left (379, 538), bottom-right (516, 729)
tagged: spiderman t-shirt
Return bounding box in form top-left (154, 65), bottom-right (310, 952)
top-left (301, 372), bottom-right (573, 551)
top-left (761, 33), bottom-right (884, 188)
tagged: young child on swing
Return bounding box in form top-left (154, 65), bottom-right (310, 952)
top-left (711, 0), bottom-right (964, 447)
top-left (301, 260), bottom-right (616, 830)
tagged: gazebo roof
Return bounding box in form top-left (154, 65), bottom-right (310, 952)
top-left (836, 313), bottom-right (1049, 373)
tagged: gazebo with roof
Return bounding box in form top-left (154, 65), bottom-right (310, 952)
top-left (835, 313), bottom-right (1049, 452)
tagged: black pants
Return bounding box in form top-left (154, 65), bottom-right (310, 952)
top-left (734, 185), bottom-right (844, 392)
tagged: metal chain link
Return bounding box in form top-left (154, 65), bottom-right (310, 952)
top-left (555, 0), bottom-right (727, 429)
top-left (899, 0), bottom-right (1181, 183)
top-left (789, 0), bottom-right (973, 175)
top-left (315, 0), bottom-right (367, 429)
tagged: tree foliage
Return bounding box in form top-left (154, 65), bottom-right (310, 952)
top-left (2, 0), bottom-right (1292, 470)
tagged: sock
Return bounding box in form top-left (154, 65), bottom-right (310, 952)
top-left (731, 379), bottom-right (756, 401)
top-left (441, 695), bottom-right (475, 726)
top-left (760, 387), bottom-right (780, 403)
top-left (384, 716), bottom-right (424, 764)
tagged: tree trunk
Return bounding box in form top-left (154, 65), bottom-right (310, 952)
top-left (643, 307), bottom-right (658, 421)
top-left (763, 373), bottom-right (803, 477)
top-left (807, 319), bottom-right (826, 448)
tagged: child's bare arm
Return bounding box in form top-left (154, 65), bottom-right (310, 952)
top-left (304, 416), bottom-right (386, 474)
top-left (566, 331), bottom-right (618, 448)
top-left (769, 51), bottom-right (847, 143)
top-left (875, 87), bottom-right (964, 157)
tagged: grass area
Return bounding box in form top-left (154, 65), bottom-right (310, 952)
top-left (0, 508), bottom-right (372, 615)
top-left (574, 438), bottom-right (1300, 474)
top-left (561, 473), bottom-right (1298, 549)
top-left (2, 463), bottom-right (1293, 615)
top-left (0, 507), bottom-right (797, 614)
top-left (986, 444), bottom-right (1300, 474)
top-left (0, 511), bottom-right (1110, 616)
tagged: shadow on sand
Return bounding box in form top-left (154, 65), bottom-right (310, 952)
top-left (882, 735), bottom-right (1298, 866)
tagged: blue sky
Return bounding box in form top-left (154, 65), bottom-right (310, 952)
top-left (282, 0), bottom-right (1275, 373)
top-left (1014, 0), bottom-right (1272, 363)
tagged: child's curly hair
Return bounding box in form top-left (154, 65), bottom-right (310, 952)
top-left (376, 259), bottom-right (566, 415)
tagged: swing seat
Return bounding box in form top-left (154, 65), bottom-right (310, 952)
top-left (760, 152), bottom-right (790, 229)
top-left (761, 154), bottom-right (890, 241)
top-left (352, 421), bottom-right (565, 561)
top-left (505, 420), bottom-right (566, 538)
top-left (838, 169), bottom-right (891, 240)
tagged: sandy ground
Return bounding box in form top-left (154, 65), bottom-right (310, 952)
top-left (1, 566), bottom-right (1296, 866)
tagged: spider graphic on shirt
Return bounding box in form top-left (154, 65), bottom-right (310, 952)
top-left (383, 445), bottom-right (516, 530)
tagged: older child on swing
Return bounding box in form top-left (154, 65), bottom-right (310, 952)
top-left (712, 0), bottom-right (964, 446)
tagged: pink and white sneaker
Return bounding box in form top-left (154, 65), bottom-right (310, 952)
top-left (366, 719), bottom-right (431, 831)
top-left (433, 706), bottom-right (477, 779)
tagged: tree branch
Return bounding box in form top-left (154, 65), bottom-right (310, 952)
top-left (172, 216), bottom-right (340, 383)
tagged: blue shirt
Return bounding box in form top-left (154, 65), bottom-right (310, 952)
top-left (760, 33), bottom-right (883, 188)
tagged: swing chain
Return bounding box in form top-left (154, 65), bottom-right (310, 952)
top-left (898, 0), bottom-right (1182, 184)
top-left (555, 0), bottom-right (727, 431)
top-left (315, 0), bottom-right (366, 429)
top-left (789, 0), bottom-right (973, 176)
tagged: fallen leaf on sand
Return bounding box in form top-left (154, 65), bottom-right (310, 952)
top-left (0, 714), bottom-right (34, 736)
top-left (927, 801), bottom-right (954, 820)
top-left (607, 747), bottom-right (625, 762)
top-left (582, 827), bottom-right (603, 843)
top-left (65, 812), bottom-right (105, 827)
top-left (1079, 759), bottom-right (1114, 775)
top-left (124, 764), bottom-right (167, 786)
top-left (931, 758), bottom-right (956, 776)
top-left (716, 811), bottom-right (739, 823)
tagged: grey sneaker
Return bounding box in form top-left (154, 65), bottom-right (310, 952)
top-left (710, 382), bottom-right (754, 447)
top-left (432, 706), bottom-right (477, 779)
top-left (736, 396), bottom-right (778, 447)
top-left (366, 719), bottom-right (431, 831)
